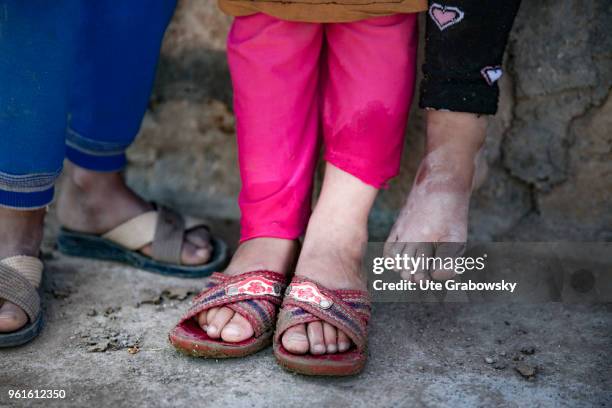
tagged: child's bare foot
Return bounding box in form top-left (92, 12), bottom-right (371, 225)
top-left (195, 238), bottom-right (299, 342)
top-left (385, 111), bottom-right (487, 282)
top-left (57, 162), bottom-right (212, 266)
top-left (0, 208), bottom-right (45, 333)
top-left (281, 164), bottom-right (374, 355)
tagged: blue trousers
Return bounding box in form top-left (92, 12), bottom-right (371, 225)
top-left (0, 0), bottom-right (176, 209)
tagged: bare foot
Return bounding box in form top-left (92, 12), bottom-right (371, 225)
top-left (281, 164), bottom-right (373, 355)
top-left (0, 207), bottom-right (45, 333)
top-left (385, 110), bottom-right (487, 282)
top-left (56, 162), bottom-right (212, 266)
top-left (196, 237), bottom-right (300, 342)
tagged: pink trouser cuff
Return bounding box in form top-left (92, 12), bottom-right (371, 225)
top-left (324, 151), bottom-right (399, 190)
top-left (239, 228), bottom-right (304, 244)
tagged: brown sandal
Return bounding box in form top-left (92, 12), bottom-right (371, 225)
top-left (273, 276), bottom-right (371, 376)
top-left (169, 270), bottom-right (287, 358)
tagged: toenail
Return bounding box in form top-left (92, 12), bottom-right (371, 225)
top-left (313, 344), bottom-right (326, 353)
top-left (223, 324), bottom-right (240, 337)
top-left (196, 249), bottom-right (209, 257)
top-left (327, 344), bottom-right (337, 353)
top-left (338, 342), bottom-right (350, 352)
top-left (285, 332), bottom-right (308, 342)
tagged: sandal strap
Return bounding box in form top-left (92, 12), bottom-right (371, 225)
top-left (0, 260), bottom-right (41, 322)
top-left (274, 276), bottom-right (371, 353)
top-left (101, 203), bottom-right (209, 265)
top-left (102, 211), bottom-right (158, 250)
top-left (0, 256), bottom-right (43, 288)
top-left (180, 270), bottom-right (287, 337)
top-left (151, 205), bottom-right (185, 264)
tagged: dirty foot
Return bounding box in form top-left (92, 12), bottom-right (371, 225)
top-left (0, 207), bottom-right (44, 332)
top-left (385, 110), bottom-right (487, 282)
top-left (196, 237), bottom-right (299, 343)
top-left (57, 162), bottom-right (212, 266)
top-left (282, 164), bottom-right (373, 355)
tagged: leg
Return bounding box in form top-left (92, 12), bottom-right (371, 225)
top-left (55, 1), bottom-right (212, 265)
top-left (386, 0), bottom-right (522, 281)
top-left (387, 110), bottom-right (485, 280)
top-left (196, 14), bottom-right (324, 342)
top-left (282, 14), bottom-right (419, 354)
top-left (66, 0), bottom-right (177, 171)
top-left (0, 0), bottom-right (80, 332)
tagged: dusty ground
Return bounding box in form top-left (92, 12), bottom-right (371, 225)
top-left (1, 215), bottom-right (610, 408)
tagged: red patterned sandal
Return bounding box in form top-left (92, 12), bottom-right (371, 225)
top-left (169, 270), bottom-right (286, 358)
top-left (273, 277), bottom-right (371, 376)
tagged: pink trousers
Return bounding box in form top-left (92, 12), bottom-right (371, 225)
top-left (228, 13), bottom-right (418, 241)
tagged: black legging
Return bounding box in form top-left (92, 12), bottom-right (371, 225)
top-left (420, 1), bottom-right (522, 115)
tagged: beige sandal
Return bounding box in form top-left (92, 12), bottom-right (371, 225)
top-left (0, 256), bottom-right (44, 348)
top-left (56, 204), bottom-right (229, 278)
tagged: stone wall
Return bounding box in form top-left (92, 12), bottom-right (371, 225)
top-left (126, 0), bottom-right (611, 242)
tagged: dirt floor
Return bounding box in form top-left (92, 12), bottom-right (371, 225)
top-left (1, 215), bottom-right (610, 408)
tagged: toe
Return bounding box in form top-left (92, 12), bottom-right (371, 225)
top-left (307, 321), bottom-right (326, 355)
top-left (430, 268), bottom-right (456, 281)
top-left (411, 243), bottom-right (434, 283)
top-left (383, 241), bottom-right (404, 263)
top-left (183, 227), bottom-right (213, 265)
top-left (281, 324), bottom-right (309, 354)
top-left (322, 322), bottom-right (337, 353)
top-left (139, 226), bottom-right (212, 266)
top-left (185, 227), bottom-right (212, 250)
top-left (220, 313), bottom-right (254, 342)
top-left (206, 307), bottom-right (234, 339)
top-left (337, 330), bottom-right (352, 352)
top-left (206, 307), bottom-right (220, 322)
top-left (398, 243), bottom-right (418, 280)
top-left (412, 271), bottom-right (429, 283)
top-left (431, 242), bottom-right (465, 281)
top-left (197, 310), bottom-right (208, 331)
top-left (181, 241), bottom-right (212, 266)
top-left (0, 301), bottom-right (28, 333)
top-left (198, 306), bottom-right (220, 331)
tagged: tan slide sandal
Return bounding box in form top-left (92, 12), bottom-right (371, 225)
top-left (57, 203), bottom-right (229, 278)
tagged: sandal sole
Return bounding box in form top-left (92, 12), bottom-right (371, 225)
top-left (169, 319), bottom-right (271, 358)
top-left (273, 341), bottom-right (366, 376)
top-left (57, 228), bottom-right (229, 278)
top-left (0, 313), bottom-right (44, 348)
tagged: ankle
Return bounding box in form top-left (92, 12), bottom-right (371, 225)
top-left (225, 237), bottom-right (300, 276)
top-left (417, 150), bottom-right (476, 193)
top-left (64, 161), bottom-right (122, 193)
top-left (0, 208), bottom-right (45, 258)
top-left (426, 110), bottom-right (487, 151)
top-left (58, 163), bottom-right (148, 234)
top-left (313, 206), bottom-right (367, 236)
top-left (302, 213), bottom-right (368, 261)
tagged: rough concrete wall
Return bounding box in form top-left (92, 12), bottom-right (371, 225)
top-left (126, 0), bottom-right (611, 241)
top-left (126, 5), bottom-right (237, 219)
top-left (492, 0), bottom-right (612, 241)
